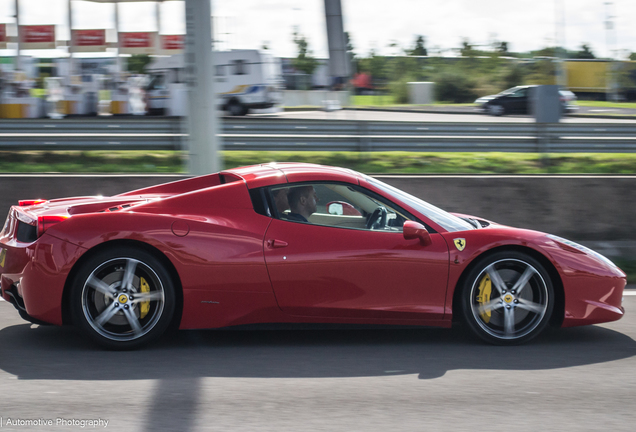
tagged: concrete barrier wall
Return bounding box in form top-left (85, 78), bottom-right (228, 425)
top-left (283, 90), bottom-right (350, 107)
top-left (1, 174), bottom-right (634, 256)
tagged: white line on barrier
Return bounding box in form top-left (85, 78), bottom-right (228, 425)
top-left (374, 174), bottom-right (636, 179)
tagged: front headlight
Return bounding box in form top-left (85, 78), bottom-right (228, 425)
top-left (546, 234), bottom-right (619, 269)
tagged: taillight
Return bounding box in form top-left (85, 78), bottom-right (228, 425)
top-left (37, 215), bottom-right (69, 237)
top-left (19, 199), bottom-right (46, 206)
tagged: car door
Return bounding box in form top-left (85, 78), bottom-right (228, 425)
top-left (262, 182), bottom-right (450, 321)
top-left (508, 87), bottom-right (528, 113)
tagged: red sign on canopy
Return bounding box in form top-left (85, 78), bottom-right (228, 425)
top-left (161, 35), bottom-right (184, 51)
top-left (120, 32), bottom-right (154, 48)
top-left (0, 24), bottom-right (5, 49)
top-left (119, 32), bottom-right (157, 54)
top-left (21, 25), bottom-right (56, 46)
top-left (71, 29), bottom-right (107, 52)
top-left (74, 29), bottom-right (106, 47)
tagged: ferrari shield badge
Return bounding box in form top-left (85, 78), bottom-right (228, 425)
top-left (453, 238), bottom-right (466, 251)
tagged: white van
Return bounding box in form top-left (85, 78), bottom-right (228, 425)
top-left (145, 49), bottom-right (283, 116)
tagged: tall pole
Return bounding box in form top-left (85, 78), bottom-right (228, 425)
top-left (604, 1), bottom-right (617, 101)
top-left (14, 0), bottom-right (20, 71)
top-left (323, 0), bottom-right (350, 89)
top-left (185, 0), bottom-right (220, 174)
top-left (68, 0), bottom-right (74, 79)
top-left (114, 2), bottom-right (122, 78)
top-left (155, 0), bottom-right (161, 52)
top-left (554, 0), bottom-right (567, 88)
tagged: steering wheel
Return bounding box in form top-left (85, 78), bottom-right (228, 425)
top-left (366, 206), bottom-right (388, 230)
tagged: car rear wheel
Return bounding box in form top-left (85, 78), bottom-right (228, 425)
top-left (70, 247), bottom-right (175, 350)
top-left (460, 251), bottom-right (554, 345)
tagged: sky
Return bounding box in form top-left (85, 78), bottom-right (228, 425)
top-left (0, 0), bottom-right (634, 59)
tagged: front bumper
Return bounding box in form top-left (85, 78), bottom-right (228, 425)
top-left (562, 273), bottom-right (626, 327)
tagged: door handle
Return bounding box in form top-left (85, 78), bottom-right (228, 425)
top-left (267, 239), bottom-right (288, 249)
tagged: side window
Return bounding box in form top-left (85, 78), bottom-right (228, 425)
top-left (148, 74), bottom-right (166, 90)
top-left (231, 60), bottom-right (248, 75)
top-left (215, 65), bottom-right (226, 76)
top-left (269, 183), bottom-right (411, 232)
top-left (511, 89), bottom-right (526, 98)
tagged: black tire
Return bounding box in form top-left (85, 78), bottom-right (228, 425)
top-left (460, 251), bottom-right (554, 345)
top-left (227, 101), bottom-right (247, 116)
top-left (70, 247), bottom-right (175, 350)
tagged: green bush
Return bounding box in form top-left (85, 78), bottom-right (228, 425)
top-left (388, 75), bottom-right (417, 104)
top-left (433, 71), bottom-right (478, 103)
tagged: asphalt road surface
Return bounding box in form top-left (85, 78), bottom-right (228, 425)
top-left (1, 294), bottom-right (635, 432)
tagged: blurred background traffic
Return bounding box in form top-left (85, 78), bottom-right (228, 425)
top-left (0, 0), bottom-right (635, 119)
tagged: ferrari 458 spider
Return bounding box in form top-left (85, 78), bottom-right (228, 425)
top-left (0, 163), bottom-right (626, 349)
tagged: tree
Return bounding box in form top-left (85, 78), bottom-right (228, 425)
top-left (575, 44), bottom-right (596, 59)
top-left (345, 32), bottom-right (356, 60)
top-left (292, 29), bottom-right (319, 75)
top-left (630, 52), bottom-right (636, 61)
top-left (410, 35), bottom-right (427, 56)
top-left (503, 64), bottom-right (526, 88)
top-left (387, 40), bottom-right (401, 56)
top-left (460, 38), bottom-right (476, 57)
top-left (127, 54), bottom-right (152, 74)
top-left (365, 48), bottom-right (388, 81)
top-left (496, 41), bottom-right (509, 54)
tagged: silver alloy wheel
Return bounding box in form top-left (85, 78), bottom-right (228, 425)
top-left (81, 257), bottom-right (165, 342)
top-left (469, 258), bottom-right (549, 341)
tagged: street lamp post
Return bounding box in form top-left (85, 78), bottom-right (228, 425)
top-left (554, 0), bottom-right (567, 88)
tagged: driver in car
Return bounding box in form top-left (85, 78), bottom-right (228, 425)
top-left (285, 185), bottom-right (317, 223)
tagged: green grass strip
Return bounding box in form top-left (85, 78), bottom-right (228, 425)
top-left (3, 151), bottom-right (636, 175)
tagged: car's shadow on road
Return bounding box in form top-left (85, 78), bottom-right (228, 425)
top-left (0, 323), bottom-right (634, 381)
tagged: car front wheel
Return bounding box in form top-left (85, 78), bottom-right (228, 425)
top-left (487, 104), bottom-right (505, 116)
top-left (227, 101), bottom-right (247, 116)
top-left (460, 251), bottom-right (554, 345)
top-left (70, 247), bottom-right (175, 350)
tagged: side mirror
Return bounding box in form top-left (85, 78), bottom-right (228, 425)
top-left (403, 221), bottom-right (432, 246)
top-left (327, 202), bottom-right (344, 215)
top-left (327, 201), bottom-right (362, 216)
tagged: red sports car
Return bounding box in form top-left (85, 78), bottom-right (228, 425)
top-left (0, 163), bottom-right (626, 349)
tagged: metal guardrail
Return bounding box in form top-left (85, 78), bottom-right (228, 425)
top-left (1, 117), bottom-right (636, 152)
top-left (0, 118), bottom-right (181, 134)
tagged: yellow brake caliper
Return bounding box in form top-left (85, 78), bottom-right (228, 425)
top-left (476, 274), bottom-right (492, 323)
top-left (140, 277), bottom-right (150, 319)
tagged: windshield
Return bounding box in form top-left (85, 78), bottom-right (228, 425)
top-left (364, 176), bottom-right (475, 232)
